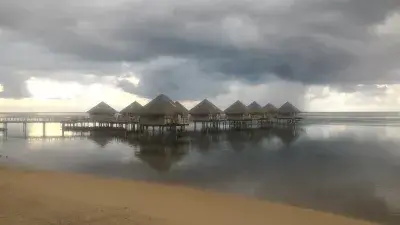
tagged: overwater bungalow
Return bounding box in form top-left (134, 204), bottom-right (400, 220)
top-left (263, 103), bottom-right (278, 118)
top-left (224, 100), bottom-right (250, 121)
top-left (120, 101), bottom-right (143, 122)
top-left (247, 101), bottom-right (264, 119)
top-left (87, 101), bottom-right (118, 121)
top-left (189, 99), bottom-right (223, 122)
top-left (139, 94), bottom-right (187, 127)
top-left (174, 101), bottom-right (189, 124)
top-left (277, 102), bottom-right (301, 118)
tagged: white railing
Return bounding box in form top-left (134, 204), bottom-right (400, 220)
top-left (0, 115), bottom-right (140, 123)
top-left (0, 115), bottom-right (89, 123)
top-left (0, 116), bottom-right (67, 122)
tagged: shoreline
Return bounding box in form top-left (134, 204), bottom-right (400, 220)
top-left (0, 166), bottom-right (377, 225)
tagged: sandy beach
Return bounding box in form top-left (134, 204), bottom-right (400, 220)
top-left (0, 167), bottom-right (378, 225)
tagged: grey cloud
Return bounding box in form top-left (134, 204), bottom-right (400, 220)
top-left (210, 78), bottom-right (308, 110)
top-left (0, 33), bottom-right (123, 98)
top-left (332, 84), bottom-right (389, 97)
top-left (118, 59), bottom-right (230, 100)
top-left (0, 0), bottom-right (400, 100)
top-left (0, 67), bottom-right (30, 98)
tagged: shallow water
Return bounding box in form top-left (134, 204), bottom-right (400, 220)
top-left (1, 120), bottom-right (400, 224)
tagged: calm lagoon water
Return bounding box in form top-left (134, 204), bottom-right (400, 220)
top-left (1, 113), bottom-right (400, 224)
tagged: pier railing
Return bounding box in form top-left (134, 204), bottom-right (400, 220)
top-left (0, 114), bottom-right (302, 124)
top-left (0, 115), bottom-right (141, 123)
top-left (0, 116), bottom-right (84, 123)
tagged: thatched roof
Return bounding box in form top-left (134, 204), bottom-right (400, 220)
top-left (189, 99), bottom-right (223, 115)
top-left (278, 102), bottom-right (301, 113)
top-left (263, 103), bottom-right (278, 113)
top-left (224, 100), bottom-right (249, 114)
top-left (174, 101), bottom-right (189, 116)
top-left (120, 101), bottom-right (143, 114)
top-left (87, 102), bottom-right (117, 114)
top-left (140, 94), bottom-right (177, 116)
top-left (247, 101), bottom-right (263, 114)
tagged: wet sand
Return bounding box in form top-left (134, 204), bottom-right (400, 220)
top-left (0, 167), bottom-right (378, 225)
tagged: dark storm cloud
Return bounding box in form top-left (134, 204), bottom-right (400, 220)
top-left (0, 0), bottom-right (400, 99)
top-left (117, 59), bottom-right (229, 100)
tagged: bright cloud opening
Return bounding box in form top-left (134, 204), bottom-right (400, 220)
top-left (26, 77), bottom-right (84, 100)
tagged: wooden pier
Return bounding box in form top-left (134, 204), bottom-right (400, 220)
top-left (0, 115), bottom-right (301, 137)
top-left (0, 94), bottom-right (304, 140)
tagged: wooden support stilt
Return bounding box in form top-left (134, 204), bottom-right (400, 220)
top-left (42, 122), bottom-right (46, 137)
top-left (61, 123), bottom-right (65, 137)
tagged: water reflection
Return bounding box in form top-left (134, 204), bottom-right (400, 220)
top-left (135, 147), bottom-right (187, 173)
top-left (116, 127), bottom-right (304, 174)
top-left (88, 131), bottom-right (125, 148)
top-left (273, 127), bottom-right (302, 146)
top-left (0, 125), bottom-right (399, 224)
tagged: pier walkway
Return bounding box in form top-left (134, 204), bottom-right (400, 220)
top-left (0, 116), bottom-right (137, 124)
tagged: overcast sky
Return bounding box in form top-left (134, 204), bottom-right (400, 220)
top-left (1, 0), bottom-right (400, 112)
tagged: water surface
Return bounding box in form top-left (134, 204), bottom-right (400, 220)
top-left (0, 114), bottom-right (400, 224)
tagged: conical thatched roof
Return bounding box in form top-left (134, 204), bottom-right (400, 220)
top-left (174, 101), bottom-right (189, 116)
top-left (189, 99), bottom-right (223, 115)
top-left (120, 101), bottom-right (143, 114)
top-left (263, 103), bottom-right (278, 113)
top-left (140, 94), bottom-right (177, 116)
top-left (247, 101), bottom-right (263, 114)
top-left (87, 101), bottom-right (117, 114)
top-left (224, 100), bottom-right (249, 114)
top-left (278, 102), bottom-right (301, 113)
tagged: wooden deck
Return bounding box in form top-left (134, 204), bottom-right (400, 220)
top-left (0, 114), bottom-right (302, 124)
top-left (63, 126), bottom-right (128, 132)
top-left (138, 123), bottom-right (190, 126)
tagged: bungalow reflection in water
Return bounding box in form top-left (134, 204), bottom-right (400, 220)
top-left (83, 127), bottom-right (302, 172)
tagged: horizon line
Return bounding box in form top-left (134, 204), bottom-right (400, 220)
top-left (0, 111), bottom-right (399, 114)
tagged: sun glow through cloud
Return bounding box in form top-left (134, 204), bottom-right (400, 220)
top-left (26, 77), bottom-right (84, 99)
top-left (6, 77), bottom-right (150, 112)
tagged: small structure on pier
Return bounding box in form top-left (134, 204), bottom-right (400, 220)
top-left (247, 101), bottom-right (263, 119)
top-left (277, 102), bottom-right (301, 118)
top-left (174, 101), bottom-right (189, 123)
top-left (263, 103), bottom-right (278, 118)
top-left (120, 101), bottom-right (143, 122)
top-left (87, 102), bottom-right (118, 121)
top-left (224, 100), bottom-right (249, 121)
top-left (139, 94), bottom-right (186, 127)
top-left (189, 99), bottom-right (223, 121)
